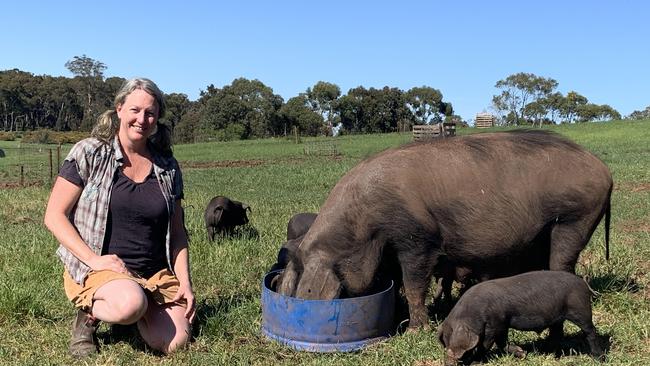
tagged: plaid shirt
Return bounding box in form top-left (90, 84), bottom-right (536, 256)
top-left (56, 136), bottom-right (184, 284)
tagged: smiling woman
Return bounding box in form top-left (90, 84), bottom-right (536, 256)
top-left (43, 78), bottom-right (196, 357)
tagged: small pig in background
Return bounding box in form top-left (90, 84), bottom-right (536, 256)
top-left (204, 196), bottom-right (251, 241)
top-left (438, 270), bottom-right (604, 365)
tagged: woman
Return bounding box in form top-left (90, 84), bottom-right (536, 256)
top-left (44, 78), bottom-right (195, 357)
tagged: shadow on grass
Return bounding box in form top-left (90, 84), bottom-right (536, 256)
top-left (515, 331), bottom-right (612, 361)
top-left (190, 293), bottom-right (256, 340)
top-left (96, 323), bottom-right (156, 355)
top-left (237, 225), bottom-right (260, 239)
top-left (391, 292), bottom-right (459, 335)
top-left (588, 273), bottom-right (641, 294)
top-left (454, 331), bottom-right (612, 365)
top-left (95, 292), bottom-right (256, 355)
top-left (210, 225), bottom-right (260, 241)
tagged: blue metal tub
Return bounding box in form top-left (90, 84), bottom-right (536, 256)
top-left (261, 271), bottom-right (394, 352)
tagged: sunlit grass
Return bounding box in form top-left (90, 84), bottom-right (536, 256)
top-left (1, 120), bottom-right (649, 364)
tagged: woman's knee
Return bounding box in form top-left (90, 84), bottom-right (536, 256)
top-left (94, 281), bottom-right (148, 324)
top-left (151, 329), bottom-right (190, 354)
top-left (139, 304), bottom-right (191, 353)
top-left (113, 290), bottom-right (148, 323)
top-left (167, 331), bottom-right (191, 353)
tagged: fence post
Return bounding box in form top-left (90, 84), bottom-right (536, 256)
top-left (20, 165), bottom-right (24, 186)
top-left (57, 144), bottom-right (61, 174)
top-left (49, 148), bottom-right (53, 183)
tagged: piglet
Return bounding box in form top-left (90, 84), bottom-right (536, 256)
top-left (204, 196), bottom-right (250, 241)
top-left (286, 212), bottom-right (317, 240)
top-left (269, 212), bottom-right (317, 274)
top-left (438, 270), bottom-right (604, 365)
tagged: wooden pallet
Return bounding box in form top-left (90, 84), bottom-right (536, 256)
top-left (412, 123), bottom-right (456, 140)
top-left (475, 113), bottom-right (495, 128)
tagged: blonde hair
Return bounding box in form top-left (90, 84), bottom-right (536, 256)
top-left (91, 78), bottom-right (171, 154)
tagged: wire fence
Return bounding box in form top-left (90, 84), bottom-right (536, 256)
top-left (0, 145), bottom-right (62, 188)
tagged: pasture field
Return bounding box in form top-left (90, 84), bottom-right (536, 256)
top-left (0, 121), bottom-right (649, 365)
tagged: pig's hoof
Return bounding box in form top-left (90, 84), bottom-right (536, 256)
top-left (592, 351), bottom-right (606, 362)
top-left (506, 345), bottom-right (526, 358)
top-left (405, 321), bottom-right (430, 333)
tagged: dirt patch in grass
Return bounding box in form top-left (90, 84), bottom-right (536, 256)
top-left (618, 218), bottom-right (650, 233)
top-left (180, 159), bottom-right (265, 169)
top-left (413, 360), bottom-right (443, 366)
top-left (631, 183), bottom-right (650, 192)
top-left (6, 216), bottom-right (37, 225)
top-left (0, 181), bottom-right (45, 189)
top-left (615, 182), bottom-right (650, 193)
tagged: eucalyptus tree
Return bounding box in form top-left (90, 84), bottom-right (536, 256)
top-left (65, 55), bottom-right (107, 130)
top-left (197, 78), bottom-right (283, 140)
top-left (0, 69), bottom-right (30, 131)
top-left (64, 55), bottom-right (106, 79)
top-left (404, 86), bottom-right (449, 125)
top-left (335, 86), bottom-right (413, 134)
top-left (523, 100), bottom-right (547, 127)
top-left (576, 103), bottom-right (620, 122)
top-left (600, 105), bottom-right (621, 121)
top-left (492, 73), bottom-right (558, 125)
top-left (627, 106), bottom-right (650, 120)
top-left (536, 92), bottom-right (565, 124)
top-left (39, 75), bottom-right (83, 130)
top-left (278, 94), bottom-right (324, 136)
top-left (362, 87), bottom-right (410, 133)
top-left (173, 107), bottom-right (202, 144)
top-left (560, 91), bottom-right (588, 123)
top-left (306, 81), bottom-right (341, 133)
top-left (336, 87), bottom-right (366, 133)
top-left (163, 93), bottom-right (192, 135)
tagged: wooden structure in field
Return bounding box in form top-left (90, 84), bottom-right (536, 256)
top-left (475, 113), bottom-right (495, 128)
top-left (303, 140), bottom-right (340, 156)
top-left (412, 122), bottom-right (456, 141)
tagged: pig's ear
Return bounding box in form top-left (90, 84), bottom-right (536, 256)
top-left (277, 261), bottom-right (299, 296)
top-left (448, 324), bottom-right (479, 360)
top-left (212, 206), bottom-right (224, 224)
top-left (437, 321), bottom-right (450, 347)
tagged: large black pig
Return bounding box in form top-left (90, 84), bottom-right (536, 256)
top-left (277, 130), bottom-right (612, 330)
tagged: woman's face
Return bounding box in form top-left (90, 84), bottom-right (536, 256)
top-left (116, 88), bottom-right (159, 147)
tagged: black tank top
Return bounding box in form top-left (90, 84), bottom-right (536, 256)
top-left (59, 160), bottom-right (168, 278)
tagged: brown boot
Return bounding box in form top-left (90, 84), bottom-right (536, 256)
top-left (69, 309), bottom-right (99, 357)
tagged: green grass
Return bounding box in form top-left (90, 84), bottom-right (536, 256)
top-left (1, 121), bottom-right (649, 365)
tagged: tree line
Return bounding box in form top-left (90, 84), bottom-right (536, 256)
top-left (0, 56), bottom-right (455, 143)
top-left (491, 72), bottom-right (623, 126)
top-left (1, 56), bottom-right (643, 144)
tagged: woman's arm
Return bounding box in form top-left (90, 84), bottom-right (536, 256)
top-left (44, 177), bottom-right (129, 274)
top-left (170, 200), bottom-right (195, 322)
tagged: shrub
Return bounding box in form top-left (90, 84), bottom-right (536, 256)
top-left (0, 131), bottom-right (16, 141)
top-left (21, 130), bottom-right (51, 144)
top-left (224, 124), bottom-right (245, 141)
top-left (20, 130), bottom-right (88, 144)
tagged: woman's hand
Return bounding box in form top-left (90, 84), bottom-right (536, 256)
top-left (87, 254), bottom-right (131, 275)
top-left (172, 283), bottom-right (196, 323)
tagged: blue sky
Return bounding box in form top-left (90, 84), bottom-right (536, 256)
top-left (3, 1), bottom-right (648, 122)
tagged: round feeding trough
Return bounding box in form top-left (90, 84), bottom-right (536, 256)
top-left (261, 271), bottom-right (395, 352)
